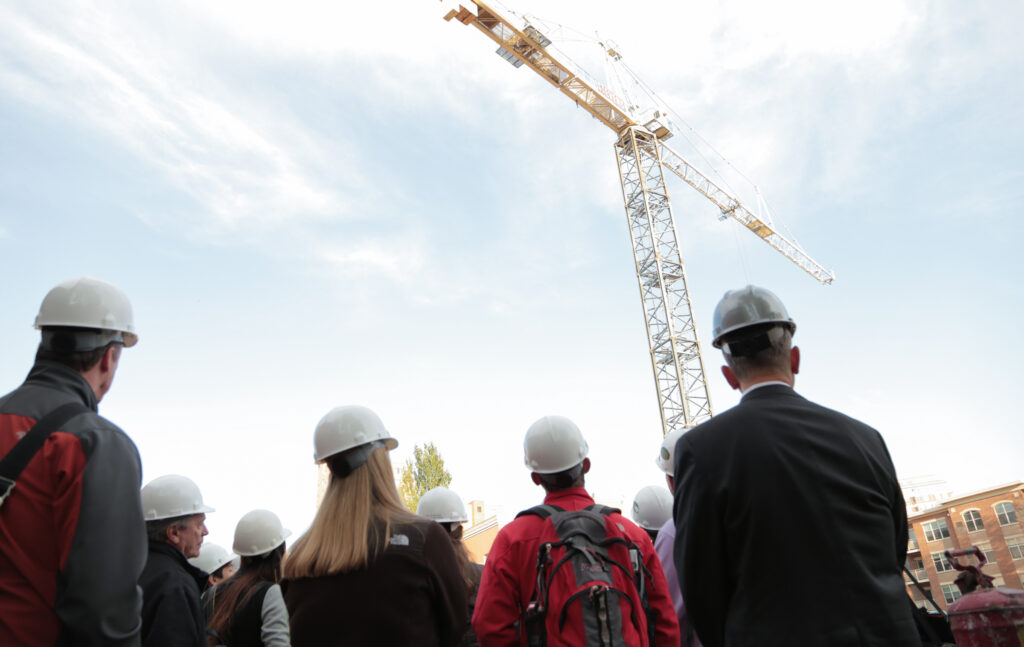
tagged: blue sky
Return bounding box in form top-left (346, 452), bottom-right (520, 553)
top-left (1, 0), bottom-right (1021, 548)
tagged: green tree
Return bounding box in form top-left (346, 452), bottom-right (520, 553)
top-left (398, 442), bottom-right (453, 513)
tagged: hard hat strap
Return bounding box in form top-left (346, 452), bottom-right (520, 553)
top-left (327, 440), bottom-right (387, 479)
top-left (722, 323), bottom-right (790, 358)
top-left (40, 328), bottom-right (126, 353)
top-left (723, 333), bottom-right (772, 358)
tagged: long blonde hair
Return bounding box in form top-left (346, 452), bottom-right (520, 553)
top-left (283, 447), bottom-right (416, 579)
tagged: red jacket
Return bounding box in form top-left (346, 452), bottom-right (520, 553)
top-left (472, 487), bottom-right (680, 647)
top-left (0, 361), bottom-right (146, 646)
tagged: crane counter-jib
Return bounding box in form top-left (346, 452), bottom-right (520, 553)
top-left (445, 1), bottom-right (637, 134)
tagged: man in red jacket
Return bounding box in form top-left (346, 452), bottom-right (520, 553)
top-left (473, 415), bottom-right (680, 647)
top-left (0, 277), bottom-right (145, 646)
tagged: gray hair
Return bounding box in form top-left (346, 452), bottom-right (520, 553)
top-left (145, 514), bottom-right (195, 544)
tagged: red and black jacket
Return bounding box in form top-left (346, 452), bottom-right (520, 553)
top-left (472, 487), bottom-right (680, 647)
top-left (0, 361), bottom-right (146, 646)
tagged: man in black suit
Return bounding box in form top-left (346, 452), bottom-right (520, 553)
top-left (672, 286), bottom-right (918, 647)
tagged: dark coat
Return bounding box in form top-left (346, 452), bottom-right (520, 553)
top-left (283, 517), bottom-right (467, 647)
top-left (140, 541), bottom-right (208, 647)
top-left (673, 385), bottom-right (918, 647)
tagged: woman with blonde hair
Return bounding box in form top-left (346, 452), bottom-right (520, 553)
top-left (282, 405), bottom-right (467, 646)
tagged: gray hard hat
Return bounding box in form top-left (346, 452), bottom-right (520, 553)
top-left (711, 285), bottom-right (795, 348)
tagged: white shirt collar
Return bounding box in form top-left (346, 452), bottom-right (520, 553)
top-left (741, 380), bottom-right (792, 395)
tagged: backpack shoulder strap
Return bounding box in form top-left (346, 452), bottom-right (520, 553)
top-left (515, 504), bottom-right (564, 520)
top-left (584, 504), bottom-right (622, 517)
top-left (0, 401), bottom-right (90, 507)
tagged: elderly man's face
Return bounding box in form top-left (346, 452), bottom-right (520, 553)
top-left (171, 514), bottom-right (208, 559)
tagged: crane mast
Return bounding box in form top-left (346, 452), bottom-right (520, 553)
top-left (616, 126), bottom-right (712, 430)
top-left (445, 1), bottom-right (834, 434)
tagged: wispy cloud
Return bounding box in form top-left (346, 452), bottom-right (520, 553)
top-left (317, 238), bottom-right (425, 285)
top-left (0, 3), bottom-right (352, 238)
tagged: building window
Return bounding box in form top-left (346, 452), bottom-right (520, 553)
top-left (1008, 541), bottom-right (1024, 560)
top-left (996, 502), bottom-right (1018, 526)
top-left (981, 546), bottom-right (997, 564)
top-left (941, 583), bottom-right (962, 605)
top-left (923, 519), bottom-right (950, 542)
top-left (908, 528), bottom-right (920, 551)
top-left (963, 509), bottom-right (985, 532)
top-left (932, 553), bottom-right (953, 573)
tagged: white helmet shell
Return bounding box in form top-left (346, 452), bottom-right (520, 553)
top-left (632, 485), bottom-right (673, 531)
top-left (233, 509), bottom-right (291, 557)
top-left (523, 415), bottom-right (589, 474)
top-left (35, 277), bottom-right (138, 347)
top-left (313, 405), bottom-right (398, 463)
top-left (711, 285), bottom-right (794, 349)
top-left (656, 428), bottom-right (688, 476)
top-left (188, 543), bottom-right (236, 574)
top-left (141, 474), bottom-right (214, 521)
top-left (417, 486), bottom-right (468, 523)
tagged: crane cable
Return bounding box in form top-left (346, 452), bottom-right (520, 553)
top-left (490, 3), bottom-right (803, 256)
top-left (505, 3), bottom-right (772, 222)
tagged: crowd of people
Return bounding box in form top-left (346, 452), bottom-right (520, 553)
top-left (0, 277), bottom-right (922, 646)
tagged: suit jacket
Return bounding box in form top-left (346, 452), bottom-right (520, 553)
top-left (672, 384), bottom-right (918, 647)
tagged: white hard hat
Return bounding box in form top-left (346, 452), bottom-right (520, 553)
top-left (188, 543), bottom-right (236, 574)
top-left (632, 485), bottom-right (673, 531)
top-left (524, 415), bottom-right (589, 474)
top-left (35, 277), bottom-right (138, 349)
top-left (711, 285), bottom-right (794, 349)
top-left (417, 486), bottom-right (468, 523)
top-left (656, 428), bottom-right (688, 476)
top-left (233, 509), bottom-right (291, 557)
top-left (313, 405), bottom-right (398, 463)
top-left (140, 474), bottom-right (214, 521)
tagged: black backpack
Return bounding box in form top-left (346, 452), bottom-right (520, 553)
top-left (516, 504), bottom-right (657, 647)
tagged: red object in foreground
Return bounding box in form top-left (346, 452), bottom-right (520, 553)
top-left (946, 546), bottom-right (1024, 646)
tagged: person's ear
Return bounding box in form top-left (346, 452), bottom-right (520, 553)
top-left (790, 346), bottom-right (800, 375)
top-left (721, 365), bottom-right (741, 390)
top-left (581, 458), bottom-right (591, 474)
top-left (165, 524), bottom-right (182, 548)
top-left (99, 346), bottom-right (118, 373)
top-left (530, 472), bottom-right (542, 486)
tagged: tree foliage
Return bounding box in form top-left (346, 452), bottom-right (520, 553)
top-left (398, 442), bottom-right (452, 513)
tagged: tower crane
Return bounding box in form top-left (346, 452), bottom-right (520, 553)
top-left (444, 1), bottom-right (835, 436)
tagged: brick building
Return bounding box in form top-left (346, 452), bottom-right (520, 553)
top-left (905, 481), bottom-right (1024, 610)
top-left (463, 499), bottom-right (500, 563)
